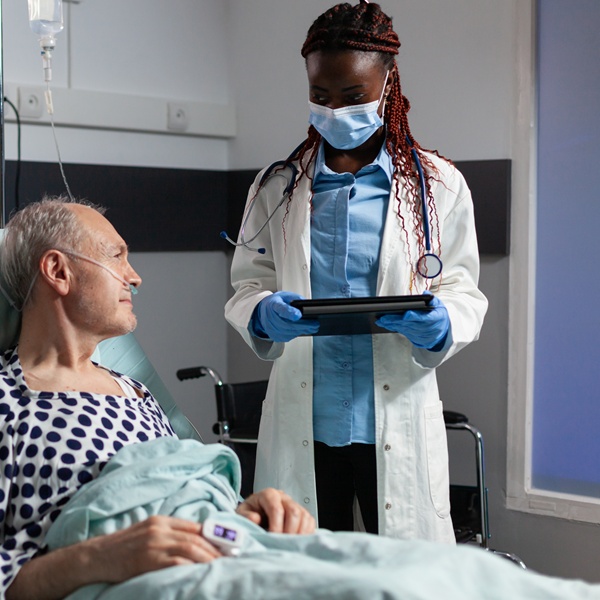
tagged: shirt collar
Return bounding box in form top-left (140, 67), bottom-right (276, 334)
top-left (314, 139), bottom-right (394, 185)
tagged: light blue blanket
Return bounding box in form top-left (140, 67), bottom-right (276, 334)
top-left (46, 438), bottom-right (600, 600)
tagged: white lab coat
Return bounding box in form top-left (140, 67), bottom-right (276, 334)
top-left (225, 150), bottom-right (488, 542)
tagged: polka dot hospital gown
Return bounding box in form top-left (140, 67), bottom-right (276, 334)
top-left (0, 347), bottom-right (178, 593)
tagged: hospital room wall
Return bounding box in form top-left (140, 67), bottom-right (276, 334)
top-left (226, 0), bottom-right (600, 583)
top-left (1, 0), bottom-right (232, 442)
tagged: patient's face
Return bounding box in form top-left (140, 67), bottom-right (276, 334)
top-left (67, 206), bottom-right (142, 339)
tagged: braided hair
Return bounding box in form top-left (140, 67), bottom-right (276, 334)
top-left (260, 3), bottom-right (446, 281)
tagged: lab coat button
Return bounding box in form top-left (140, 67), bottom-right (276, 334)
top-left (304, 497), bottom-right (310, 504)
top-left (302, 264), bottom-right (308, 270)
top-left (385, 503), bottom-right (392, 510)
top-left (383, 384), bottom-right (390, 391)
top-left (301, 382), bottom-right (307, 388)
top-left (384, 444), bottom-right (391, 451)
top-left (302, 440), bottom-right (309, 446)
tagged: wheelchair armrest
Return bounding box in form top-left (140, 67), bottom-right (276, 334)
top-left (176, 366), bottom-right (223, 385)
top-left (443, 410), bottom-right (469, 425)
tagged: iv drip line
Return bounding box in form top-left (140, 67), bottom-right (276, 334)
top-left (46, 82), bottom-right (75, 202)
top-left (29, 0), bottom-right (75, 202)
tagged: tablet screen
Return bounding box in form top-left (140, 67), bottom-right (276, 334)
top-left (291, 294), bottom-right (433, 336)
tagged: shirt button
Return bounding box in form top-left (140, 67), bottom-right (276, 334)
top-left (385, 503), bottom-right (392, 510)
top-left (383, 384), bottom-right (390, 391)
top-left (301, 382), bottom-right (307, 388)
top-left (343, 401), bottom-right (349, 407)
top-left (302, 440), bottom-right (309, 446)
top-left (341, 362), bottom-right (350, 369)
top-left (304, 497), bottom-right (310, 504)
top-left (384, 444), bottom-right (391, 451)
top-left (341, 285), bottom-right (349, 294)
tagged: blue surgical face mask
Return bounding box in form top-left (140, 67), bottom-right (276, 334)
top-left (308, 71), bottom-right (389, 150)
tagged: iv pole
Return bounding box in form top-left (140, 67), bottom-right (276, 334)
top-left (0, 0), bottom-right (5, 228)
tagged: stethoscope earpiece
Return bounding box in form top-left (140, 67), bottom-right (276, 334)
top-left (220, 230), bottom-right (265, 254)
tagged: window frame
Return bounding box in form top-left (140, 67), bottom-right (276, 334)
top-left (506, 0), bottom-right (600, 524)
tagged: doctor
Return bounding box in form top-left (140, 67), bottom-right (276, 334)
top-left (225, 1), bottom-right (487, 542)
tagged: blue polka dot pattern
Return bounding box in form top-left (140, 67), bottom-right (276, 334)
top-left (0, 348), bottom-right (177, 594)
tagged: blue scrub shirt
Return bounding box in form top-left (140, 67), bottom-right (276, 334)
top-left (311, 142), bottom-right (393, 446)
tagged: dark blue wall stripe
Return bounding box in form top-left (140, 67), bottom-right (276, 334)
top-left (4, 159), bottom-right (509, 254)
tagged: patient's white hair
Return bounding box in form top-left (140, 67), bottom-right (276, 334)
top-left (0, 195), bottom-right (106, 309)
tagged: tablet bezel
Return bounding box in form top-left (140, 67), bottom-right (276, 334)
top-left (290, 294), bottom-right (434, 336)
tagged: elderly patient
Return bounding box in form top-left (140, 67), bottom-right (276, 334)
top-left (0, 198), bottom-right (315, 600)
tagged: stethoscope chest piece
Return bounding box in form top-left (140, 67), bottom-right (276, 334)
top-left (416, 253), bottom-right (443, 279)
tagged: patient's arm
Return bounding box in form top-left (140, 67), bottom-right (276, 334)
top-left (7, 516), bottom-right (222, 600)
top-left (236, 488), bottom-right (316, 534)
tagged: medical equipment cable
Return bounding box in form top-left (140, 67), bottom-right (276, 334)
top-left (220, 141), bottom-right (304, 253)
top-left (29, 0), bottom-right (75, 202)
top-left (220, 170), bottom-right (297, 254)
top-left (45, 82), bottom-right (75, 202)
top-left (406, 138), bottom-right (443, 279)
top-left (58, 248), bottom-right (139, 295)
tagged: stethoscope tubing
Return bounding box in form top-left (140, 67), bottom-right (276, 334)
top-left (410, 146), bottom-right (432, 253)
top-left (220, 143), bottom-right (303, 252)
top-left (239, 172), bottom-right (294, 245)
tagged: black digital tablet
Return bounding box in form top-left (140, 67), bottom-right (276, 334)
top-left (290, 294), bottom-right (433, 336)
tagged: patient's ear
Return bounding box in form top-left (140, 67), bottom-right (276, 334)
top-left (39, 250), bottom-right (72, 297)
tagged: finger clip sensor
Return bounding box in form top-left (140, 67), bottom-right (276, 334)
top-left (202, 517), bottom-right (246, 557)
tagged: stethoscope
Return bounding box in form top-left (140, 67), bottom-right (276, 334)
top-left (408, 141), bottom-right (443, 279)
top-left (221, 140), bottom-right (443, 279)
top-left (220, 142), bottom-right (303, 255)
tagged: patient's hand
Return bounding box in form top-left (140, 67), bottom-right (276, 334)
top-left (89, 515), bottom-right (223, 578)
top-left (7, 516), bottom-right (222, 600)
top-left (236, 488), bottom-right (316, 534)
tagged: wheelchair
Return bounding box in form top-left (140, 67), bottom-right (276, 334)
top-left (176, 365), bottom-right (525, 567)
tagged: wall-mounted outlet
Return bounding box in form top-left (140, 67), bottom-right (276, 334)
top-left (167, 102), bottom-right (189, 132)
top-left (18, 87), bottom-right (45, 119)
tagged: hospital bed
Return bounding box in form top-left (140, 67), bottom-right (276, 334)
top-left (176, 364), bottom-right (525, 567)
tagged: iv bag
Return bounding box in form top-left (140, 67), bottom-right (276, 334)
top-left (28, 0), bottom-right (64, 39)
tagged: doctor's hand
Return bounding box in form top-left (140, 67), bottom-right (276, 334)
top-left (376, 293), bottom-right (450, 351)
top-left (252, 291), bottom-right (319, 342)
top-left (236, 488), bottom-right (316, 535)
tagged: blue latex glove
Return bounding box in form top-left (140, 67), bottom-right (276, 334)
top-left (252, 291), bottom-right (320, 342)
top-left (376, 293), bottom-right (450, 351)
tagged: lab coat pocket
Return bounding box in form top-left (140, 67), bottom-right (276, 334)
top-left (424, 403), bottom-right (451, 518)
